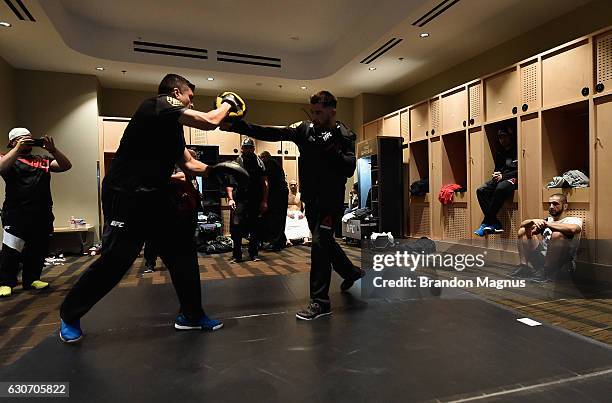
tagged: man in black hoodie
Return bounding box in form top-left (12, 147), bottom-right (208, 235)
top-left (225, 91), bottom-right (364, 320)
top-left (474, 127), bottom-right (518, 236)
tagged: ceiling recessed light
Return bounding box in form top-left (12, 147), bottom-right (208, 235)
top-left (0, 21), bottom-right (11, 27)
top-left (420, 33), bottom-right (430, 38)
top-left (290, 36), bottom-right (300, 41)
top-left (207, 77), bottom-right (214, 81)
top-left (368, 67), bottom-right (377, 71)
top-left (95, 67), bottom-right (105, 71)
top-left (300, 86), bottom-right (307, 90)
top-left (256, 82), bottom-right (262, 86)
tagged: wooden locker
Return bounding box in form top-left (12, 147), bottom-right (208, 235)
top-left (441, 132), bottom-right (467, 188)
top-left (541, 102), bottom-right (589, 192)
top-left (408, 140), bottom-right (429, 188)
top-left (363, 120), bottom-right (382, 141)
top-left (282, 141), bottom-right (299, 157)
top-left (400, 109), bottom-right (410, 161)
top-left (541, 40), bottom-right (591, 108)
top-left (408, 139), bottom-right (431, 237)
top-left (283, 157), bottom-right (298, 184)
top-left (430, 137), bottom-right (442, 238)
top-left (469, 127), bottom-right (485, 238)
top-left (519, 113), bottom-right (542, 221)
top-left (102, 119), bottom-right (128, 152)
top-left (382, 113), bottom-right (400, 136)
top-left (468, 82), bottom-right (483, 127)
top-left (410, 102), bottom-right (429, 141)
top-left (183, 126), bottom-right (191, 145)
top-left (484, 67), bottom-right (519, 122)
top-left (595, 30), bottom-right (612, 97)
top-left (594, 96), bottom-right (612, 263)
top-left (430, 98), bottom-right (440, 137)
top-left (441, 87), bottom-right (468, 134)
top-left (255, 139), bottom-right (282, 156)
top-left (206, 129), bottom-right (241, 156)
top-left (190, 128), bottom-right (207, 145)
top-left (520, 59), bottom-right (540, 113)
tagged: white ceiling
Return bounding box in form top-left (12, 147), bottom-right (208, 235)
top-left (0, 0), bottom-right (592, 102)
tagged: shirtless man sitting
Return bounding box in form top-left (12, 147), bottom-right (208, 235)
top-left (285, 180), bottom-right (311, 245)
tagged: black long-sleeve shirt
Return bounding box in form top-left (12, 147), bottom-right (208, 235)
top-left (229, 120), bottom-right (356, 205)
top-left (494, 145), bottom-right (518, 181)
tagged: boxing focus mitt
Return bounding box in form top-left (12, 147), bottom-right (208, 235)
top-left (215, 92), bottom-right (247, 120)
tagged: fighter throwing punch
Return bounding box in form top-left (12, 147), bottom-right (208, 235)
top-left (59, 74), bottom-right (248, 343)
top-left (225, 91), bottom-right (364, 320)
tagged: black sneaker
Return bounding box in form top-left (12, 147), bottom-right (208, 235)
top-left (340, 267), bottom-right (366, 292)
top-left (229, 257), bottom-right (243, 264)
top-left (295, 302), bottom-right (331, 321)
top-left (510, 264), bottom-right (534, 278)
top-left (143, 263), bottom-right (155, 273)
top-left (249, 255), bottom-right (262, 262)
top-left (529, 270), bottom-right (551, 284)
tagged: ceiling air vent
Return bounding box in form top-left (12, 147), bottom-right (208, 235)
top-left (3, 0), bottom-right (35, 21)
top-left (133, 41), bottom-right (208, 60)
top-left (412, 0), bottom-right (460, 27)
top-left (217, 51), bottom-right (281, 68)
top-left (360, 38), bottom-right (403, 64)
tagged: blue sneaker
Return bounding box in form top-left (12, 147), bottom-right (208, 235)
top-left (174, 313), bottom-right (223, 331)
top-left (59, 319), bottom-right (82, 343)
top-left (486, 223), bottom-right (504, 234)
top-left (474, 224), bottom-right (488, 237)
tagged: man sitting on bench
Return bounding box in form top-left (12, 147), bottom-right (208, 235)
top-left (474, 127), bottom-right (517, 236)
top-left (512, 193), bottom-right (582, 283)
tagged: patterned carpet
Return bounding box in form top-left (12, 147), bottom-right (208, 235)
top-left (0, 243), bottom-right (610, 368)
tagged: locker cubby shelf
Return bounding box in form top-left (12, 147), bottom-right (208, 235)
top-left (541, 101), bottom-right (590, 193)
top-left (483, 118), bottom-right (519, 189)
top-left (441, 131), bottom-right (468, 191)
top-left (408, 139), bottom-right (429, 190)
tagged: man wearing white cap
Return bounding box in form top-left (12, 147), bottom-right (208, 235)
top-left (0, 128), bottom-right (72, 297)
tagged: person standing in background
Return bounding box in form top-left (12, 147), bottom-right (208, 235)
top-left (0, 128), bottom-right (72, 297)
top-left (260, 151), bottom-right (288, 251)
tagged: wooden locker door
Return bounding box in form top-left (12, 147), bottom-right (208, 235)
top-left (363, 121), bottom-right (379, 141)
top-left (441, 87), bottom-right (468, 134)
top-left (410, 102), bottom-right (429, 140)
top-left (595, 30), bottom-right (612, 97)
top-left (519, 113), bottom-right (542, 221)
top-left (283, 157), bottom-right (298, 184)
top-left (468, 82), bottom-right (483, 127)
top-left (469, 127), bottom-right (485, 237)
top-left (520, 59), bottom-right (540, 113)
top-left (189, 128), bottom-right (207, 145)
top-left (430, 137), bottom-right (442, 238)
top-left (400, 110), bottom-right (410, 161)
top-left (282, 141), bottom-right (299, 157)
top-left (429, 98), bottom-right (440, 137)
top-left (382, 113), bottom-right (400, 136)
top-left (485, 68), bottom-right (518, 122)
top-left (102, 120), bottom-right (129, 152)
top-left (206, 129), bottom-right (240, 156)
top-left (183, 126), bottom-right (191, 145)
top-left (541, 40), bottom-right (591, 108)
top-left (255, 139), bottom-right (282, 156)
top-left (595, 97), bottom-right (612, 263)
